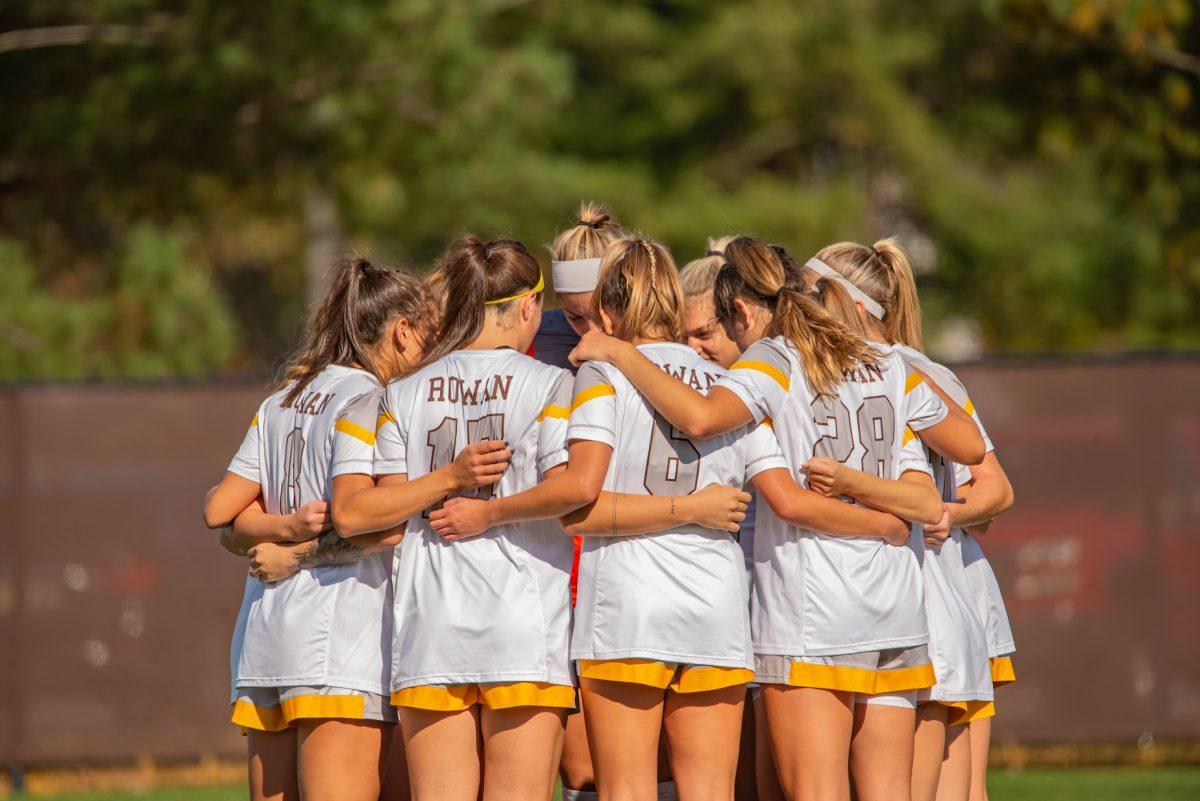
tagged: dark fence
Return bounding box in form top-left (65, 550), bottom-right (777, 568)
top-left (0, 357), bottom-right (1197, 764)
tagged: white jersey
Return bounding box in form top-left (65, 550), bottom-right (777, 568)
top-left (716, 337), bottom-right (946, 656)
top-left (896, 345), bottom-right (993, 701)
top-left (568, 342), bottom-right (786, 669)
top-left (905, 352), bottom-right (1018, 660)
top-left (226, 365), bottom-right (392, 696)
top-left (375, 348), bottom-right (575, 691)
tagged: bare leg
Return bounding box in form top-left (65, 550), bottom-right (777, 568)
top-left (763, 685), bottom-right (854, 801)
top-left (935, 724), bottom-right (971, 801)
top-left (247, 729), bottom-right (298, 801)
top-left (752, 693), bottom-right (785, 801)
top-left (966, 717), bottom-right (991, 801)
top-left (912, 704), bottom-right (948, 801)
top-left (581, 677), bottom-right (665, 801)
top-left (733, 689), bottom-right (756, 801)
top-left (399, 706), bottom-right (482, 801)
top-left (849, 702), bottom-right (916, 801)
top-left (296, 719), bottom-right (386, 801)
top-left (560, 702), bottom-right (597, 793)
top-left (662, 683), bottom-right (745, 801)
top-left (379, 724), bottom-right (411, 801)
top-left (480, 706), bottom-right (566, 801)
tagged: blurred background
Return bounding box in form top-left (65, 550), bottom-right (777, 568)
top-left (1, 1), bottom-right (1198, 799)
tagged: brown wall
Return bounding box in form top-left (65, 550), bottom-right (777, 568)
top-left (0, 358), bottom-right (1197, 763)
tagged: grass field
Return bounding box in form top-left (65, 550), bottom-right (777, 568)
top-left (18, 767), bottom-right (1200, 801)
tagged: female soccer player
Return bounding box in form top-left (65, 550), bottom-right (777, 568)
top-left (799, 240), bottom-right (1015, 801)
top-left (433, 237), bottom-right (917, 801)
top-left (202, 258), bottom-right (509, 801)
top-left (679, 243), bottom-right (780, 801)
top-left (566, 236), bottom-right (987, 801)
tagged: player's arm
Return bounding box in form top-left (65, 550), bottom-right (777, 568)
top-left (752, 468), bottom-right (909, 545)
top-left (247, 524), bottom-right (406, 583)
top-left (912, 370), bottom-right (986, 466)
top-left (560, 484), bottom-right (752, 537)
top-left (800, 459), bottom-right (943, 525)
top-left (331, 440), bottom-right (509, 537)
top-left (217, 496), bottom-right (332, 556)
top-left (950, 452), bottom-right (1014, 529)
top-left (429, 440), bottom-right (610, 540)
top-left (569, 331), bottom-right (753, 439)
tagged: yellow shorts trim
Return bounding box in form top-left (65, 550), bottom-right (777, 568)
top-left (787, 661), bottom-right (936, 694)
top-left (990, 656), bottom-right (1016, 687)
top-left (941, 700), bottom-right (996, 726)
top-left (579, 659), bottom-right (753, 693)
top-left (280, 693), bottom-right (366, 722)
top-left (391, 682), bottom-right (574, 711)
top-left (231, 699), bottom-right (287, 732)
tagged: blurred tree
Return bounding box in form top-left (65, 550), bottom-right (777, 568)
top-left (0, 0), bottom-right (1197, 379)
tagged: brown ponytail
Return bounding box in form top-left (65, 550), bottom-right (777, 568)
top-left (422, 235), bottom-right (542, 365)
top-left (811, 275), bottom-right (870, 339)
top-left (281, 257), bottom-right (431, 405)
top-left (591, 237), bottom-right (684, 341)
top-left (713, 236), bottom-right (878, 395)
top-left (550, 202), bottom-right (628, 262)
top-left (811, 238), bottom-right (924, 350)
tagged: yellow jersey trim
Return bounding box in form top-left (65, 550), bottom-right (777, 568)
top-left (731, 360), bottom-right (790, 392)
top-left (335, 418), bottom-right (376, 446)
top-left (570, 384), bottom-right (616, 412)
top-left (905, 372), bottom-right (924, 394)
top-left (391, 682), bottom-right (575, 711)
top-left (940, 700), bottom-right (997, 727)
top-left (787, 661), bottom-right (935, 694)
top-left (376, 409), bottom-right (397, 432)
top-left (537, 404), bottom-right (570, 422)
top-left (902, 426), bottom-right (916, 445)
top-left (249, 414), bottom-right (259, 428)
top-left (670, 666), bottom-right (754, 694)
top-left (963, 398), bottom-right (976, 416)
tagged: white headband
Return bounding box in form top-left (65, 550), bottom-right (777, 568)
top-left (804, 258), bottom-right (885, 320)
top-left (551, 257), bottom-right (602, 294)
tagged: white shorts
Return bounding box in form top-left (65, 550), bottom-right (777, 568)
top-left (232, 685), bottom-right (396, 731)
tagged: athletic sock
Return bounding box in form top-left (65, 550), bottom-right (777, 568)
top-left (561, 788), bottom-right (599, 801)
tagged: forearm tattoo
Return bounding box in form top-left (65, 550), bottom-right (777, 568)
top-left (296, 532), bottom-right (366, 569)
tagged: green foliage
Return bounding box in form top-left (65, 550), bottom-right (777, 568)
top-left (1, 0), bottom-right (1197, 378)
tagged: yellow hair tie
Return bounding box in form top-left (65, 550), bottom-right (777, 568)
top-left (485, 270), bottom-right (545, 305)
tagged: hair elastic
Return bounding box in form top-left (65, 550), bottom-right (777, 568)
top-left (578, 219), bottom-right (601, 229)
top-left (551, 258), bottom-right (602, 294)
top-left (804, 258), bottom-right (885, 319)
top-left (485, 270), bottom-right (545, 305)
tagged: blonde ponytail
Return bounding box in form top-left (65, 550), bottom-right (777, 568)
top-left (591, 237), bottom-right (684, 341)
top-left (809, 238), bottom-right (925, 350)
top-left (550, 202), bottom-right (628, 262)
top-left (713, 236), bottom-right (877, 395)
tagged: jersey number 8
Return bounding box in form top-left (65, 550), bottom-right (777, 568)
top-left (643, 411), bottom-right (700, 496)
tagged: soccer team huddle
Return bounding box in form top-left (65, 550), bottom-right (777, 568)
top-left (203, 203), bottom-right (1017, 801)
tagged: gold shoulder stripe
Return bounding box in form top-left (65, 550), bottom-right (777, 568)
top-left (376, 409), bottom-right (397, 432)
top-left (904, 372), bottom-right (924, 394)
top-left (902, 426), bottom-right (916, 445)
top-left (336, 418), bottom-right (376, 446)
top-left (570, 384), bottom-right (616, 412)
top-left (731, 360), bottom-right (790, 392)
top-left (249, 413), bottom-right (259, 428)
top-left (538, 404), bottom-right (569, 422)
top-left (963, 398), bottom-right (975, 416)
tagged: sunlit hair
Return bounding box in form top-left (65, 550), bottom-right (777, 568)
top-left (811, 238), bottom-right (924, 349)
top-left (811, 275), bottom-right (871, 339)
top-left (591, 237), bottom-right (684, 342)
top-left (549, 202), bottom-right (628, 262)
top-left (679, 236), bottom-right (735, 299)
top-left (423, 236), bottom-right (542, 364)
top-left (712, 236), bottom-right (878, 394)
top-left (281, 257), bottom-right (431, 405)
